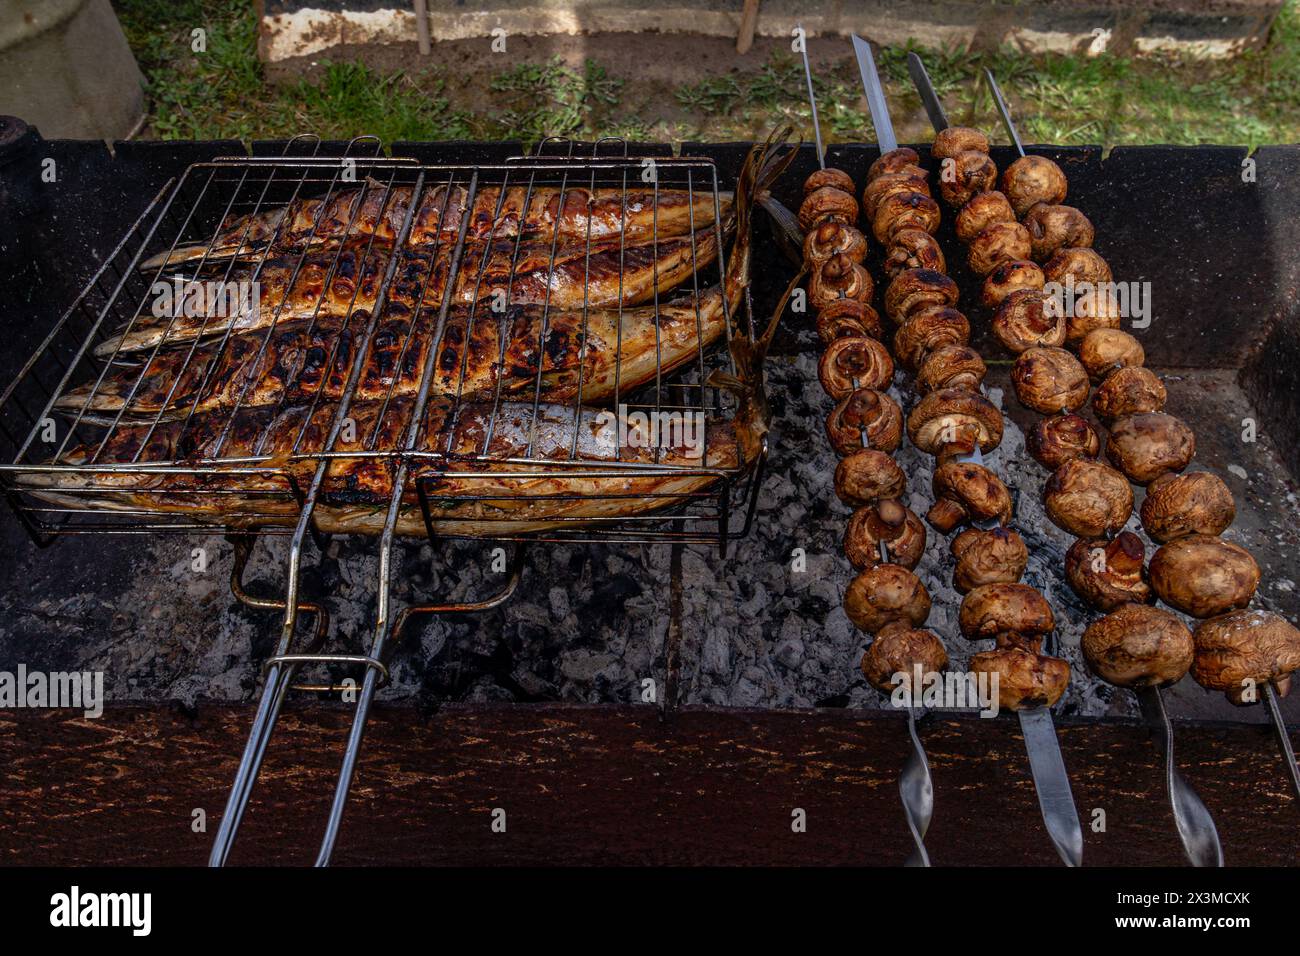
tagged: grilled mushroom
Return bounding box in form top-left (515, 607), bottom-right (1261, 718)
top-left (968, 221), bottom-right (1033, 275)
top-left (862, 170), bottom-right (931, 220)
top-left (951, 526), bottom-right (1028, 593)
top-left (815, 299), bottom-right (884, 345)
top-left (1079, 328), bottom-right (1144, 381)
top-left (799, 185), bottom-right (859, 232)
top-left (844, 498), bottom-right (927, 571)
top-left (1191, 610), bottom-right (1300, 704)
top-left (1027, 414), bottom-right (1100, 470)
top-left (845, 564), bottom-right (932, 634)
top-left (906, 388), bottom-right (1004, 460)
top-left (808, 253), bottom-right (874, 310)
top-left (818, 335), bottom-right (894, 399)
top-left (868, 146), bottom-right (921, 180)
top-left (939, 150), bottom-right (998, 208)
top-left (803, 221), bottom-right (869, 264)
top-left (1011, 346), bottom-right (1090, 414)
top-left (917, 345), bottom-right (987, 393)
top-left (1044, 247), bottom-right (1112, 287)
top-left (959, 583), bottom-right (1055, 650)
top-left (955, 190), bottom-right (1016, 243)
top-left (1065, 289), bottom-right (1123, 342)
top-left (872, 191), bottom-right (941, 244)
top-left (834, 448), bottom-right (907, 506)
top-left (893, 306), bottom-right (970, 371)
top-left (884, 268), bottom-right (960, 324)
top-left (932, 126), bottom-right (989, 161)
top-left (883, 228), bottom-right (946, 279)
top-left (971, 647), bottom-right (1070, 710)
top-left (825, 388), bottom-right (904, 456)
top-left (1022, 202), bottom-right (1095, 262)
top-left (1140, 471), bottom-right (1235, 543)
top-left (927, 461), bottom-right (1014, 533)
top-left (992, 289), bottom-right (1066, 353)
top-left (1001, 155), bottom-right (1068, 217)
top-left (1044, 458), bottom-right (1134, 537)
top-left (1150, 534), bottom-right (1259, 618)
top-left (982, 259), bottom-right (1046, 310)
top-left (804, 167), bottom-right (856, 195)
top-left (1082, 604), bottom-right (1193, 687)
top-left (861, 624), bottom-right (949, 693)
top-left (1065, 532), bottom-right (1151, 610)
top-left (1092, 366), bottom-right (1166, 423)
top-left (1105, 412), bottom-right (1195, 485)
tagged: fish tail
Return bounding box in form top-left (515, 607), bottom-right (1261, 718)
top-left (724, 125), bottom-right (797, 302)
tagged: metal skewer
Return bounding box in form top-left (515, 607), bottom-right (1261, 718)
top-left (898, 51), bottom-right (1083, 867)
top-left (983, 69), bottom-right (1026, 157)
top-left (796, 23), bottom-right (825, 168)
top-left (1263, 682), bottom-right (1300, 801)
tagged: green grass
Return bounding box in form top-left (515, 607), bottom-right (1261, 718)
top-left (113, 0), bottom-right (1300, 149)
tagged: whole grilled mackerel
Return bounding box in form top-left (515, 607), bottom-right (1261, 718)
top-left (100, 226), bottom-right (724, 357)
top-left (20, 396), bottom-right (747, 536)
top-left (57, 278), bottom-right (739, 422)
top-left (140, 178), bottom-right (733, 270)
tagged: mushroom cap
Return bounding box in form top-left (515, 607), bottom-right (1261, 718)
top-left (808, 253), bottom-right (874, 309)
top-left (1027, 414), bottom-right (1100, 470)
top-left (825, 388), bottom-right (903, 457)
top-left (932, 126), bottom-right (990, 161)
top-left (1011, 346), bottom-right (1090, 414)
top-left (803, 220), bottom-right (868, 264)
top-left (834, 448), bottom-right (907, 506)
top-left (1044, 246), bottom-right (1112, 288)
top-left (1065, 289), bottom-right (1123, 342)
top-left (1093, 366), bottom-right (1166, 422)
top-left (799, 185), bottom-right (859, 232)
top-left (868, 146), bottom-right (921, 180)
top-left (968, 220), bottom-right (1033, 275)
top-left (993, 289), bottom-right (1066, 354)
top-left (917, 345), bottom-right (987, 394)
top-left (970, 646), bottom-right (1070, 710)
top-left (862, 170), bottom-right (931, 220)
top-left (893, 306), bottom-right (970, 371)
top-left (1191, 610), bottom-right (1300, 697)
top-left (1105, 412), bottom-right (1195, 485)
top-left (844, 499), bottom-right (926, 571)
top-left (884, 267), bottom-right (960, 324)
top-left (817, 335), bottom-right (894, 400)
top-left (845, 564), bottom-right (932, 634)
top-left (1082, 603), bottom-right (1193, 688)
top-left (1140, 471), bottom-right (1235, 543)
top-left (1079, 328), bottom-right (1144, 381)
top-left (959, 582), bottom-right (1055, 643)
top-left (861, 625), bottom-right (949, 693)
top-left (804, 167), bottom-right (857, 195)
top-left (1001, 155), bottom-right (1068, 217)
top-left (906, 387), bottom-right (1004, 456)
top-left (950, 526), bottom-right (1028, 594)
top-left (1043, 458), bottom-right (1134, 537)
top-left (883, 228), bottom-right (946, 278)
top-left (1023, 202), bottom-right (1094, 262)
top-left (1065, 532), bottom-right (1152, 610)
top-left (872, 190), bottom-right (941, 244)
top-left (955, 190), bottom-right (1016, 243)
top-left (814, 297), bottom-right (883, 345)
top-left (1150, 534), bottom-right (1259, 618)
top-left (929, 461), bottom-right (1013, 532)
top-left (938, 150), bottom-right (998, 208)
top-left (982, 259), bottom-right (1046, 310)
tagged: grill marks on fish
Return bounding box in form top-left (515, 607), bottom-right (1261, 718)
top-left (141, 178), bottom-right (733, 269)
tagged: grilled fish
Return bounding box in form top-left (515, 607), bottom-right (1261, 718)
top-left (140, 178), bottom-right (733, 270)
top-left (101, 226), bottom-right (724, 357)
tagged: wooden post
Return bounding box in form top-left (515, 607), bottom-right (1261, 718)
top-left (414, 0), bottom-right (431, 55)
top-left (736, 0), bottom-right (761, 55)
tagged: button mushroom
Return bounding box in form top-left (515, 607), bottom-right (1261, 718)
top-left (982, 259), bottom-right (1046, 310)
top-left (862, 169), bottom-right (931, 221)
top-left (817, 335), bottom-right (894, 400)
top-left (872, 191), bottom-right (941, 244)
top-left (861, 624), bottom-right (949, 694)
top-left (1065, 531), bottom-right (1152, 610)
top-left (809, 253), bottom-right (874, 310)
top-left (799, 185), bottom-right (859, 232)
top-left (893, 306), bottom-right (970, 372)
top-left (804, 168), bottom-right (856, 195)
top-left (1191, 610), bottom-right (1300, 704)
top-left (834, 448), bottom-right (907, 506)
top-left (958, 582), bottom-right (1055, 649)
top-left (1079, 328), bottom-right (1144, 382)
top-left (1092, 366), bottom-right (1166, 423)
top-left (883, 228), bottom-right (946, 279)
top-left (1011, 346), bottom-right (1090, 414)
top-left (968, 220), bottom-right (1033, 275)
top-left (1001, 155), bottom-right (1068, 217)
top-left (844, 498), bottom-right (927, 571)
top-left (1149, 534), bottom-right (1259, 618)
top-left (928, 460), bottom-right (1014, 532)
top-left (803, 221), bottom-right (868, 265)
top-left (970, 647), bottom-right (1071, 710)
top-left (951, 526), bottom-right (1028, 593)
top-left (845, 563), bottom-right (932, 634)
top-left (917, 345), bottom-right (987, 394)
top-left (932, 125), bottom-right (990, 160)
top-left (815, 298), bottom-right (884, 345)
top-left (1043, 458), bottom-right (1134, 537)
top-left (992, 289), bottom-right (1066, 353)
top-left (906, 387), bottom-right (1005, 461)
top-left (884, 268), bottom-right (960, 324)
top-left (1044, 247), bottom-right (1112, 287)
top-left (1105, 412), bottom-right (1195, 485)
top-left (1065, 288), bottom-right (1123, 342)
top-left (1027, 414), bottom-right (1100, 470)
top-left (868, 146), bottom-right (921, 180)
top-left (1082, 603), bottom-right (1193, 688)
top-left (1022, 202), bottom-right (1094, 262)
top-left (939, 150), bottom-right (998, 208)
top-left (955, 190), bottom-right (1016, 243)
top-left (1140, 471), bottom-right (1235, 543)
top-left (825, 388), bottom-right (903, 457)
